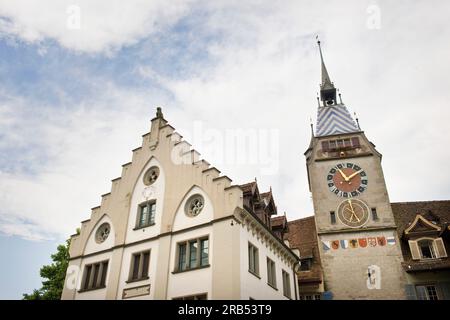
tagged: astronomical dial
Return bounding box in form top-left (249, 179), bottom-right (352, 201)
top-left (337, 198), bottom-right (370, 228)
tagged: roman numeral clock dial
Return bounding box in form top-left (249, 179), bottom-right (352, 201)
top-left (327, 162), bottom-right (368, 198)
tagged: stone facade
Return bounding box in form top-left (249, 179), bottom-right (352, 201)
top-left (305, 132), bottom-right (406, 299)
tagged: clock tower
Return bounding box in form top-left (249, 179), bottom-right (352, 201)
top-left (305, 41), bottom-right (406, 299)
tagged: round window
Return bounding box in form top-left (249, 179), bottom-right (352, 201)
top-left (95, 223), bottom-right (111, 244)
top-left (185, 194), bottom-right (205, 217)
top-left (143, 166), bottom-right (160, 186)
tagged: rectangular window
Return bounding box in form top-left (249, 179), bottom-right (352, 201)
top-left (321, 141), bottom-right (329, 152)
top-left (343, 138), bottom-right (351, 148)
top-left (330, 211), bottom-right (336, 224)
top-left (82, 260), bottom-right (108, 291)
top-left (129, 250), bottom-right (150, 282)
top-left (351, 137), bottom-right (360, 147)
top-left (371, 208), bottom-right (378, 221)
top-left (137, 201), bottom-right (156, 228)
top-left (173, 294), bottom-right (207, 300)
top-left (282, 270), bottom-right (291, 298)
top-left (176, 237), bottom-right (209, 272)
top-left (337, 139), bottom-right (344, 148)
top-left (300, 259), bottom-right (312, 271)
top-left (178, 243), bottom-right (187, 271)
top-left (419, 240), bottom-right (436, 259)
top-left (267, 258), bottom-right (277, 289)
top-left (189, 240), bottom-right (198, 269)
top-left (329, 140), bottom-right (337, 150)
top-left (248, 242), bottom-right (259, 276)
top-left (201, 239), bottom-right (209, 266)
top-left (416, 285), bottom-right (439, 300)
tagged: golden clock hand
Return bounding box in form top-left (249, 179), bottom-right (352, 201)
top-left (348, 199), bottom-right (355, 213)
top-left (347, 169), bottom-right (363, 181)
top-left (344, 208), bottom-right (353, 220)
top-left (337, 168), bottom-right (349, 181)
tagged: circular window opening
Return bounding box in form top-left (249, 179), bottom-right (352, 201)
top-left (185, 194), bottom-right (205, 217)
top-left (95, 223), bottom-right (111, 244)
top-left (143, 166), bottom-right (160, 186)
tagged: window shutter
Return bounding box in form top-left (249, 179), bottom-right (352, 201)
top-left (404, 284), bottom-right (417, 300)
top-left (434, 238), bottom-right (448, 258)
top-left (439, 282), bottom-right (450, 300)
top-left (408, 240), bottom-right (421, 260)
top-left (321, 141), bottom-right (329, 152)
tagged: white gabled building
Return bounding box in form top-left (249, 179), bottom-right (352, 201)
top-left (61, 108), bottom-right (299, 300)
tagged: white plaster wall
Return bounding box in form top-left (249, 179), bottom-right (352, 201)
top-left (116, 240), bottom-right (159, 299)
top-left (166, 226), bottom-right (213, 299)
top-left (126, 157), bottom-right (165, 244)
top-left (84, 214), bottom-right (115, 256)
top-left (239, 227), bottom-right (295, 300)
top-left (172, 186), bottom-right (214, 232)
top-left (74, 251), bottom-right (112, 300)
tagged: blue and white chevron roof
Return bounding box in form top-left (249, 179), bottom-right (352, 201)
top-left (316, 104), bottom-right (359, 137)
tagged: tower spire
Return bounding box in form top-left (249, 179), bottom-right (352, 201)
top-left (317, 39), bottom-right (337, 106)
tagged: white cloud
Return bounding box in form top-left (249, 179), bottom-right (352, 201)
top-left (0, 81), bottom-right (173, 240)
top-left (0, 0), bottom-right (193, 54)
top-left (1, 1), bottom-right (450, 241)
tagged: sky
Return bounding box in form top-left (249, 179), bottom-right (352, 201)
top-left (1, 0), bottom-right (450, 299)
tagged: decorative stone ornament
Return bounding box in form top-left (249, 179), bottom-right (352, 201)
top-left (143, 166), bottom-right (159, 186)
top-left (142, 185), bottom-right (156, 200)
top-left (95, 223), bottom-right (111, 243)
top-left (185, 194), bottom-right (205, 217)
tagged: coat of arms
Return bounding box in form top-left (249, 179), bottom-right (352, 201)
top-left (368, 237), bottom-right (377, 247)
top-left (377, 236), bottom-right (386, 246)
top-left (358, 238), bottom-right (368, 248)
top-left (331, 240), bottom-right (340, 250)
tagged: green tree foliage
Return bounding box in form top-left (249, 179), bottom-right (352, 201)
top-left (23, 239), bottom-right (70, 300)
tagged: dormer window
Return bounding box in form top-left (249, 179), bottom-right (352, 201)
top-left (408, 237), bottom-right (447, 261)
top-left (418, 239), bottom-right (436, 259)
top-left (299, 258), bottom-right (312, 271)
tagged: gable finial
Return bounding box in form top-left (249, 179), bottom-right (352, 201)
top-left (156, 107), bottom-right (164, 119)
top-left (354, 112), bottom-right (361, 130)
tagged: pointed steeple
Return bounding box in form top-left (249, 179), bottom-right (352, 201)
top-left (317, 40), bottom-right (337, 106)
top-left (314, 39), bottom-right (359, 137)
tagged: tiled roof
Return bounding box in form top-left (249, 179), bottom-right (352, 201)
top-left (391, 200), bottom-right (450, 269)
top-left (240, 181), bottom-right (257, 194)
top-left (391, 200), bottom-right (450, 235)
top-left (316, 104), bottom-right (359, 137)
top-left (285, 216), bottom-right (323, 284)
top-left (402, 259), bottom-right (450, 272)
top-left (271, 215), bottom-right (286, 228)
top-left (286, 216), bottom-right (318, 257)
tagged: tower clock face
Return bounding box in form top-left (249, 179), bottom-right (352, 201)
top-left (327, 162), bottom-right (368, 197)
top-left (337, 199), bottom-right (370, 228)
